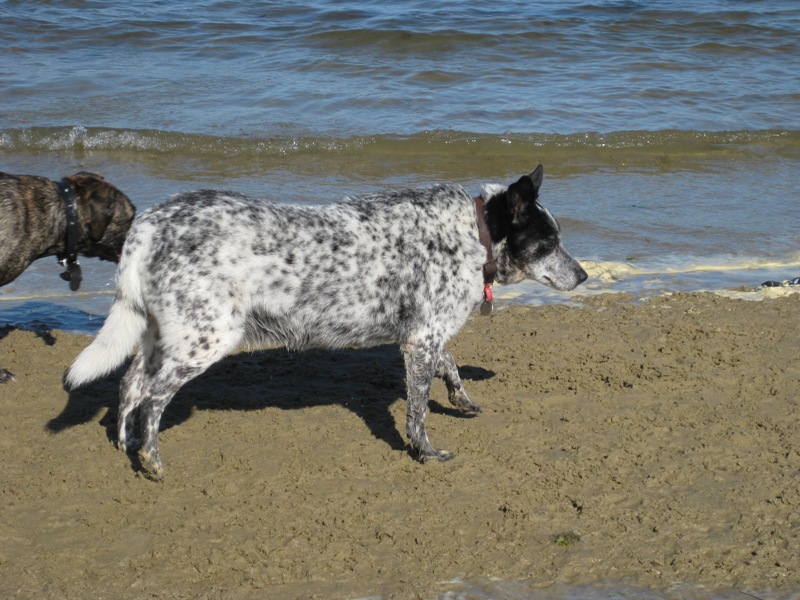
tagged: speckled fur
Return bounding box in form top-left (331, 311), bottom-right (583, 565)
top-left (66, 166), bottom-right (586, 480)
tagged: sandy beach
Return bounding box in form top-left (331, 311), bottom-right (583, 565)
top-left (1, 291), bottom-right (799, 599)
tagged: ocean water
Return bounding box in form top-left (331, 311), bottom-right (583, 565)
top-left (2, 0), bottom-right (800, 336)
top-left (0, 2), bottom-right (798, 595)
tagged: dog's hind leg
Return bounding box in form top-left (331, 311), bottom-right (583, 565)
top-left (402, 339), bottom-right (454, 463)
top-left (436, 348), bottom-right (480, 414)
top-left (135, 322), bottom-right (243, 480)
top-left (118, 352), bottom-right (146, 452)
top-left (135, 357), bottom-right (208, 481)
top-left (117, 321), bottom-right (161, 453)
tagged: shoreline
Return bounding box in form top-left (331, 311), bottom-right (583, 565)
top-left (2, 270), bottom-right (800, 338)
top-left (1, 291), bottom-right (799, 599)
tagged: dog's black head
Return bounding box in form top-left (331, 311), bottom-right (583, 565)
top-left (484, 165), bottom-right (587, 290)
top-left (67, 172), bottom-right (136, 262)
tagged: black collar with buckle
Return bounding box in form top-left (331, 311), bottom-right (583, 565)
top-left (56, 178), bottom-right (83, 291)
top-left (473, 195), bottom-right (496, 315)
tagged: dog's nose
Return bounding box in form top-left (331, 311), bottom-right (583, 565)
top-left (577, 267), bottom-right (588, 284)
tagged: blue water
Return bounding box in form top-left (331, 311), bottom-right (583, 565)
top-left (1, 0), bottom-right (799, 333)
top-left (2, 1), bottom-right (800, 598)
top-left (3, 1), bottom-right (799, 135)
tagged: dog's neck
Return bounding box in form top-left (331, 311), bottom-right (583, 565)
top-left (56, 178), bottom-right (83, 291)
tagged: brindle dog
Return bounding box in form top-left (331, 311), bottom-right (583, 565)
top-left (0, 171), bottom-right (136, 382)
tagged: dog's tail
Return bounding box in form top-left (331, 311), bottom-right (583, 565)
top-left (65, 275), bottom-right (147, 390)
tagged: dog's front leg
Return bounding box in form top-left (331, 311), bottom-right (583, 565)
top-left (436, 348), bottom-right (480, 413)
top-left (402, 340), bottom-right (454, 463)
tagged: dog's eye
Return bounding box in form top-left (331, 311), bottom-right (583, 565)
top-left (542, 240), bottom-right (558, 254)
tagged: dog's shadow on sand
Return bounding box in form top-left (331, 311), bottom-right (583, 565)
top-left (1, 323), bottom-right (58, 346)
top-left (1, 323), bottom-right (58, 383)
top-left (48, 345), bottom-right (495, 460)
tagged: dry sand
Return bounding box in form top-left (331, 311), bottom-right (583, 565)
top-left (1, 292), bottom-right (799, 599)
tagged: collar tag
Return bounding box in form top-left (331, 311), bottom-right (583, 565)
top-left (480, 284), bottom-right (494, 316)
top-left (59, 261), bottom-right (83, 291)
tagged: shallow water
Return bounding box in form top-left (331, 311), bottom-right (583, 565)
top-left (3, 2), bottom-right (799, 334)
top-left (2, 129), bottom-right (798, 333)
top-left (439, 578), bottom-right (795, 600)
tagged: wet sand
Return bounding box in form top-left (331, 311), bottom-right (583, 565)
top-left (1, 292), bottom-right (799, 599)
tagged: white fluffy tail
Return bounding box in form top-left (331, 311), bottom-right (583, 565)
top-left (66, 296), bottom-right (146, 389)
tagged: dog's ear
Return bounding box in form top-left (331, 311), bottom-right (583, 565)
top-left (528, 164), bottom-right (543, 191)
top-left (75, 171), bottom-right (104, 180)
top-left (68, 173), bottom-right (114, 241)
top-left (87, 195), bottom-right (115, 241)
top-left (507, 165), bottom-right (543, 226)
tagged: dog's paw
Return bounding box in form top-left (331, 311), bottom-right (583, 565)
top-left (116, 437), bottom-right (142, 453)
top-left (449, 389), bottom-right (481, 414)
top-left (419, 448), bottom-right (455, 463)
top-left (137, 449), bottom-right (164, 482)
top-left (0, 369), bottom-right (16, 384)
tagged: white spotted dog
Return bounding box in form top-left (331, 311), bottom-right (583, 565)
top-left (66, 165), bottom-right (587, 480)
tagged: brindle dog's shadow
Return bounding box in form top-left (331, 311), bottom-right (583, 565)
top-left (1, 323), bottom-right (57, 346)
top-left (49, 345), bottom-right (495, 461)
top-left (1, 323), bottom-right (58, 383)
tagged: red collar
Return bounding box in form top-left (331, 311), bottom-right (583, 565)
top-left (474, 196), bottom-right (496, 315)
